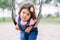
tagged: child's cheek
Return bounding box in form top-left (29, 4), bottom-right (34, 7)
top-left (26, 16), bottom-right (31, 20)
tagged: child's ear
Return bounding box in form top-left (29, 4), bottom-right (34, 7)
top-left (29, 18), bottom-right (37, 26)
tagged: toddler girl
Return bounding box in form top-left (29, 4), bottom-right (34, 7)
top-left (15, 2), bottom-right (38, 40)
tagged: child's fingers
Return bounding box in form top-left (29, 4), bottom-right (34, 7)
top-left (25, 26), bottom-right (32, 33)
top-left (16, 26), bottom-right (20, 30)
top-left (15, 24), bottom-right (20, 30)
top-left (25, 28), bottom-right (29, 33)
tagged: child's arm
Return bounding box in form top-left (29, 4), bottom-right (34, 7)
top-left (25, 26), bottom-right (32, 33)
top-left (15, 24), bottom-right (20, 30)
top-left (25, 18), bottom-right (37, 33)
top-left (15, 16), bottom-right (20, 30)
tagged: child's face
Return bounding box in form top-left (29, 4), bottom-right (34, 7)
top-left (20, 9), bottom-right (31, 22)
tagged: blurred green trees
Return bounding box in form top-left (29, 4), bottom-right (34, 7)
top-left (45, 0), bottom-right (52, 4)
top-left (0, 0), bottom-right (12, 10)
top-left (0, 0), bottom-right (12, 21)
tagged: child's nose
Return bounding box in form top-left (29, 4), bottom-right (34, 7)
top-left (24, 14), bottom-right (27, 17)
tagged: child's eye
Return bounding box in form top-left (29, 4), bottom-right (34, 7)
top-left (27, 14), bottom-right (30, 16)
top-left (23, 12), bottom-right (25, 14)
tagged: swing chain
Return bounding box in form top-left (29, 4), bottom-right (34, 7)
top-left (34, 0), bottom-right (43, 27)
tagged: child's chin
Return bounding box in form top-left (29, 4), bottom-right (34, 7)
top-left (22, 19), bottom-right (27, 22)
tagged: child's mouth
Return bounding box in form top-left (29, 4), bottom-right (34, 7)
top-left (23, 17), bottom-right (26, 19)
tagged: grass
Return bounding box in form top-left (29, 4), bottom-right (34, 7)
top-left (40, 17), bottom-right (60, 23)
top-left (0, 17), bottom-right (12, 23)
top-left (0, 17), bottom-right (60, 23)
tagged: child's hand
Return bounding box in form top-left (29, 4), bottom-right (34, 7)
top-left (29, 18), bottom-right (37, 26)
top-left (25, 26), bottom-right (32, 33)
top-left (16, 24), bottom-right (20, 30)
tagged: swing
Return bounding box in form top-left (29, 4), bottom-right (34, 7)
top-left (11, 0), bottom-right (43, 28)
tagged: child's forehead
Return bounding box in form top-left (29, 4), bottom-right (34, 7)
top-left (21, 9), bottom-right (30, 14)
top-left (21, 9), bottom-right (29, 12)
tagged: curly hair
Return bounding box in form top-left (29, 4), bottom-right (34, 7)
top-left (18, 2), bottom-right (36, 20)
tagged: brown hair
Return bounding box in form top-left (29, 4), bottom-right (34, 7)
top-left (18, 2), bottom-right (36, 20)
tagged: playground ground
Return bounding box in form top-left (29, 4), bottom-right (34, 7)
top-left (0, 22), bottom-right (60, 40)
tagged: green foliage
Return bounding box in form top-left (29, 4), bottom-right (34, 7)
top-left (40, 16), bottom-right (60, 23)
top-left (0, 0), bottom-right (12, 10)
top-left (46, 14), bottom-right (53, 18)
top-left (45, 0), bottom-right (52, 4)
top-left (54, 12), bottom-right (60, 17)
top-left (57, 0), bottom-right (60, 3)
top-left (0, 17), bottom-right (12, 22)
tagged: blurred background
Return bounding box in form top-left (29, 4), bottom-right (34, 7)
top-left (0, 0), bottom-right (60, 40)
top-left (0, 0), bottom-right (60, 23)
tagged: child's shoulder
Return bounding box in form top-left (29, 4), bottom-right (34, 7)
top-left (15, 16), bottom-right (19, 23)
top-left (29, 18), bottom-right (37, 26)
top-left (30, 18), bottom-right (37, 23)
